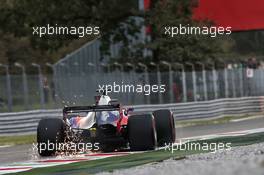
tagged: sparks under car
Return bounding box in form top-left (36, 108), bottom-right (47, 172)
top-left (37, 90), bottom-right (175, 156)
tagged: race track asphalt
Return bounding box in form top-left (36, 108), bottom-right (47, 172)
top-left (0, 116), bottom-right (264, 165)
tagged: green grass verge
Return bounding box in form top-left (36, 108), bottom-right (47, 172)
top-left (176, 114), bottom-right (260, 127)
top-left (12, 132), bottom-right (264, 175)
top-left (0, 135), bottom-right (35, 146)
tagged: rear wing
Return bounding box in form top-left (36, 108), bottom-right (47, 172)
top-left (63, 104), bottom-right (120, 115)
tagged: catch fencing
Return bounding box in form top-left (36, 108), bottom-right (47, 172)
top-left (53, 66), bottom-right (264, 106)
top-left (51, 38), bottom-right (264, 107)
top-left (1, 43), bottom-right (264, 112)
top-left (0, 96), bottom-right (263, 136)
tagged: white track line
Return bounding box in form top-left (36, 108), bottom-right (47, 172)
top-left (230, 115), bottom-right (264, 123)
top-left (180, 127), bottom-right (264, 142)
top-left (0, 145), bottom-right (13, 149)
top-left (0, 152), bottom-right (134, 175)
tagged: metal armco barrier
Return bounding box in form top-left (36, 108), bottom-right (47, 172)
top-left (132, 96), bottom-right (264, 119)
top-left (0, 96), bottom-right (263, 136)
top-left (0, 109), bottom-right (61, 136)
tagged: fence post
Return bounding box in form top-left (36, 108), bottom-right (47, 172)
top-left (239, 67), bottom-right (244, 97)
top-left (73, 61), bottom-right (80, 101)
top-left (138, 62), bottom-right (150, 104)
top-left (58, 62), bottom-right (67, 103)
top-left (196, 62), bottom-right (208, 101)
top-left (231, 68), bottom-right (236, 97)
top-left (150, 62), bottom-right (163, 104)
top-left (213, 69), bottom-right (218, 99)
top-left (261, 68), bottom-right (264, 95)
top-left (186, 62), bottom-right (197, 101)
top-left (0, 64), bottom-right (13, 112)
top-left (113, 62), bottom-right (125, 103)
top-left (32, 63), bottom-right (45, 109)
top-left (174, 63), bottom-right (187, 102)
top-left (182, 69), bottom-right (187, 102)
top-left (160, 61), bottom-right (173, 103)
top-left (157, 67), bottom-right (163, 104)
top-left (46, 63), bottom-right (57, 107)
top-left (6, 71), bottom-right (12, 112)
top-left (15, 63), bottom-right (29, 110)
top-left (208, 63), bottom-right (218, 99)
top-left (125, 63), bottom-right (136, 105)
top-left (224, 67), bottom-right (229, 98)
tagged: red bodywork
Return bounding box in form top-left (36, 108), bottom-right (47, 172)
top-left (116, 107), bottom-right (129, 133)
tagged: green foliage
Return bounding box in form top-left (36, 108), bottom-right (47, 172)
top-left (1, 0), bottom-right (138, 50)
top-left (0, 0), bottom-right (138, 67)
top-left (108, 0), bottom-right (234, 65)
top-left (0, 0), bottom-right (264, 68)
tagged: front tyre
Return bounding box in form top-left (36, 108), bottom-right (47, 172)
top-left (153, 109), bottom-right (175, 146)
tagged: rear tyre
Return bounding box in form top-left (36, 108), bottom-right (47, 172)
top-left (128, 114), bottom-right (157, 151)
top-left (37, 118), bottom-right (65, 156)
top-left (153, 109), bottom-right (175, 146)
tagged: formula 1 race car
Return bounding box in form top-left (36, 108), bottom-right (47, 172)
top-left (37, 90), bottom-right (175, 156)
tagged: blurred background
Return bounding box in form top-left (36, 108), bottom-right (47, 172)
top-left (1, 0), bottom-right (264, 112)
